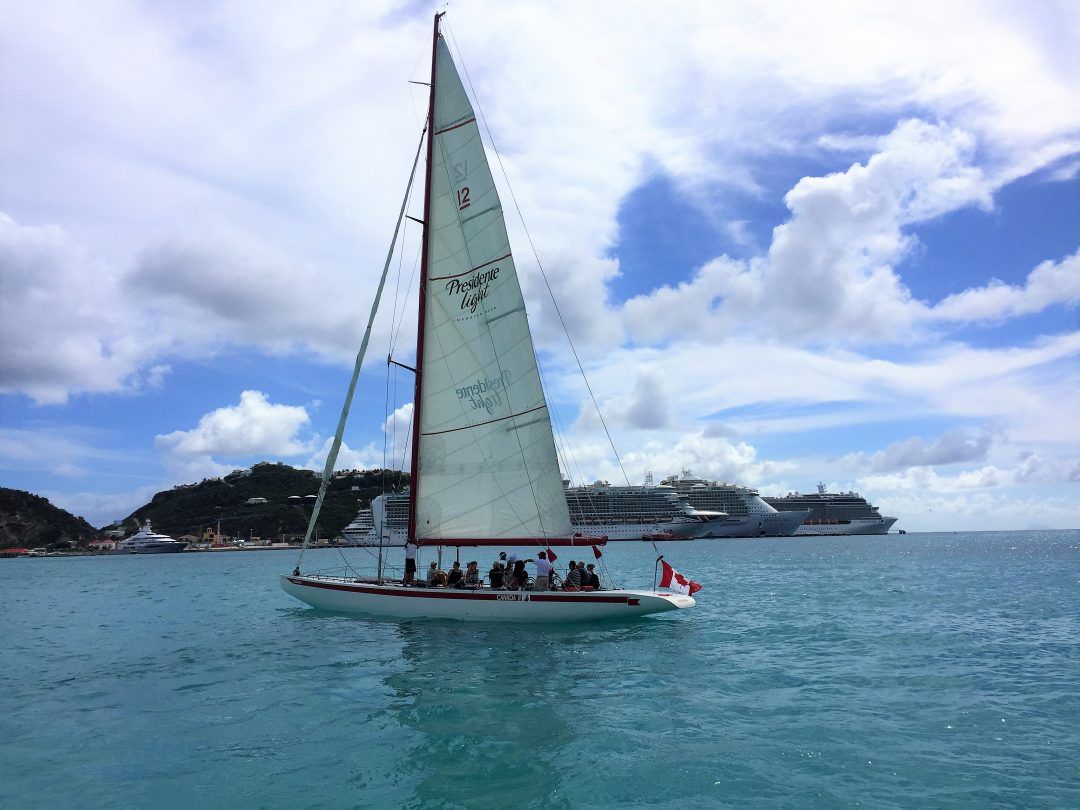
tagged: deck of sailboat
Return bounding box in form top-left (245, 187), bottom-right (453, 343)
top-left (281, 574), bottom-right (694, 622)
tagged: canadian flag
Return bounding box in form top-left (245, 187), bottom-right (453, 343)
top-left (659, 559), bottom-right (702, 596)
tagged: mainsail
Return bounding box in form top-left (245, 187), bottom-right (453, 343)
top-left (412, 36), bottom-right (572, 542)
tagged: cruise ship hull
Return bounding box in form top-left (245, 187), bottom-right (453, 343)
top-left (698, 510), bottom-right (808, 538)
top-left (793, 517), bottom-right (898, 536)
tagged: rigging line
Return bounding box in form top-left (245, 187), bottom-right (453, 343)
top-left (295, 127), bottom-right (427, 573)
top-left (384, 168), bottom-right (416, 493)
top-left (446, 25), bottom-right (633, 489)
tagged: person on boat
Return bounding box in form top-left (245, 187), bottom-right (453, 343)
top-left (509, 557), bottom-right (527, 590)
top-left (487, 561), bottom-right (505, 589)
top-left (404, 539), bottom-right (418, 585)
top-left (426, 561), bottom-right (447, 587)
top-left (525, 551), bottom-right (553, 591)
top-left (463, 560), bottom-right (482, 588)
top-left (565, 560), bottom-right (583, 590)
top-left (447, 561), bottom-right (464, 588)
top-left (585, 563), bottom-right (600, 590)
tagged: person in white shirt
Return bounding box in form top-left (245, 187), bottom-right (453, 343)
top-left (526, 551), bottom-right (554, 591)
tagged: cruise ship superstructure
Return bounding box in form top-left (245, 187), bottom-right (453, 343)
top-left (764, 484), bottom-right (898, 535)
top-left (659, 470), bottom-right (808, 537)
top-left (564, 479), bottom-right (726, 540)
top-left (343, 472), bottom-right (801, 546)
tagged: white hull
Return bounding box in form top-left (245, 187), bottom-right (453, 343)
top-left (794, 517), bottom-right (899, 536)
top-left (698, 511), bottom-right (807, 538)
top-left (111, 542), bottom-right (188, 554)
top-left (280, 574), bottom-right (693, 622)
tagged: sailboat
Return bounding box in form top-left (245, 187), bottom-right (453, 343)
top-left (280, 14), bottom-right (697, 622)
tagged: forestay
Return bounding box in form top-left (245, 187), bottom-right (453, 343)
top-left (414, 37), bottom-right (572, 542)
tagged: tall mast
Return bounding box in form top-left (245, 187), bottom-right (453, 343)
top-left (407, 11), bottom-right (444, 543)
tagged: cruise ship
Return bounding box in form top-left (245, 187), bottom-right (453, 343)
top-left (343, 472), bottom-right (802, 545)
top-left (764, 484), bottom-right (898, 535)
top-left (659, 470), bottom-right (808, 537)
top-left (342, 481), bottom-right (728, 546)
top-left (565, 479), bottom-right (726, 540)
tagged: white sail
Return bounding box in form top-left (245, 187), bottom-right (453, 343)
top-left (414, 36), bottom-right (572, 542)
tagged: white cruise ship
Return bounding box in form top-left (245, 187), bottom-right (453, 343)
top-left (565, 480), bottom-right (727, 540)
top-left (764, 484), bottom-right (899, 535)
top-left (342, 481), bottom-right (728, 546)
top-left (341, 507), bottom-right (375, 544)
top-left (659, 470), bottom-right (808, 537)
top-left (112, 520), bottom-right (189, 554)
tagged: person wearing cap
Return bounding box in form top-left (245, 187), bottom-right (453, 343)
top-left (526, 551), bottom-right (554, 591)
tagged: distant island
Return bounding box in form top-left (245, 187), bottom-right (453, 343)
top-left (0, 462), bottom-right (409, 551)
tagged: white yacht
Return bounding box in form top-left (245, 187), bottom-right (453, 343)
top-left (113, 520), bottom-right (189, 554)
top-left (659, 470), bottom-right (808, 537)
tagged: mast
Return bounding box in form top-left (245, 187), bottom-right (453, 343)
top-left (408, 11), bottom-right (444, 544)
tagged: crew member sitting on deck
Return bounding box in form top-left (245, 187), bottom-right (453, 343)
top-left (488, 561), bottom-right (505, 589)
top-left (427, 561), bottom-right (447, 587)
top-left (565, 560), bottom-right (583, 590)
top-left (585, 563), bottom-right (600, 590)
top-left (447, 561), bottom-right (464, 588)
top-left (463, 560), bottom-right (482, 588)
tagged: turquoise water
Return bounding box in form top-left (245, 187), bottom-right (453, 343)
top-left (2, 531), bottom-right (1077, 808)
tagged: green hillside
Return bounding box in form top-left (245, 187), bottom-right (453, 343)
top-left (0, 488), bottom-right (98, 549)
top-left (120, 463), bottom-right (409, 541)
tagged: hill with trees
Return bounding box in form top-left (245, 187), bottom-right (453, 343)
top-left (0, 488), bottom-right (98, 549)
top-left (119, 463), bottom-right (409, 542)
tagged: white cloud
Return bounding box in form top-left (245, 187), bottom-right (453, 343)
top-left (303, 402), bottom-right (413, 472)
top-left (931, 249), bottom-right (1080, 322)
top-left (2, 1), bottom-right (1078, 401)
top-left (155, 391), bottom-right (312, 478)
top-left (0, 426), bottom-right (127, 478)
top-left (840, 428), bottom-right (997, 472)
top-left (622, 120), bottom-right (1005, 345)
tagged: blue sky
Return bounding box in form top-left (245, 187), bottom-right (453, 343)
top-left (1, 0), bottom-right (1078, 530)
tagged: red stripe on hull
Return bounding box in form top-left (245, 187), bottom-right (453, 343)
top-left (287, 577), bottom-right (630, 604)
top-left (415, 536), bottom-right (606, 547)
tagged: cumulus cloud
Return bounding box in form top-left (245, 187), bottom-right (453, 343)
top-left (561, 429), bottom-right (792, 490)
top-left (841, 428), bottom-right (996, 472)
top-left (303, 401), bottom-right (414, 472)
top-left (0, 214), bottom-right (156, 404)
top-left (155, 390), bottom-right (312, 478)
top-left (622, 120), bottom-right (1004, 345)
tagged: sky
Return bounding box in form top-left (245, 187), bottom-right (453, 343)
top-left (1, 0), bottom-right (1078, 531)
